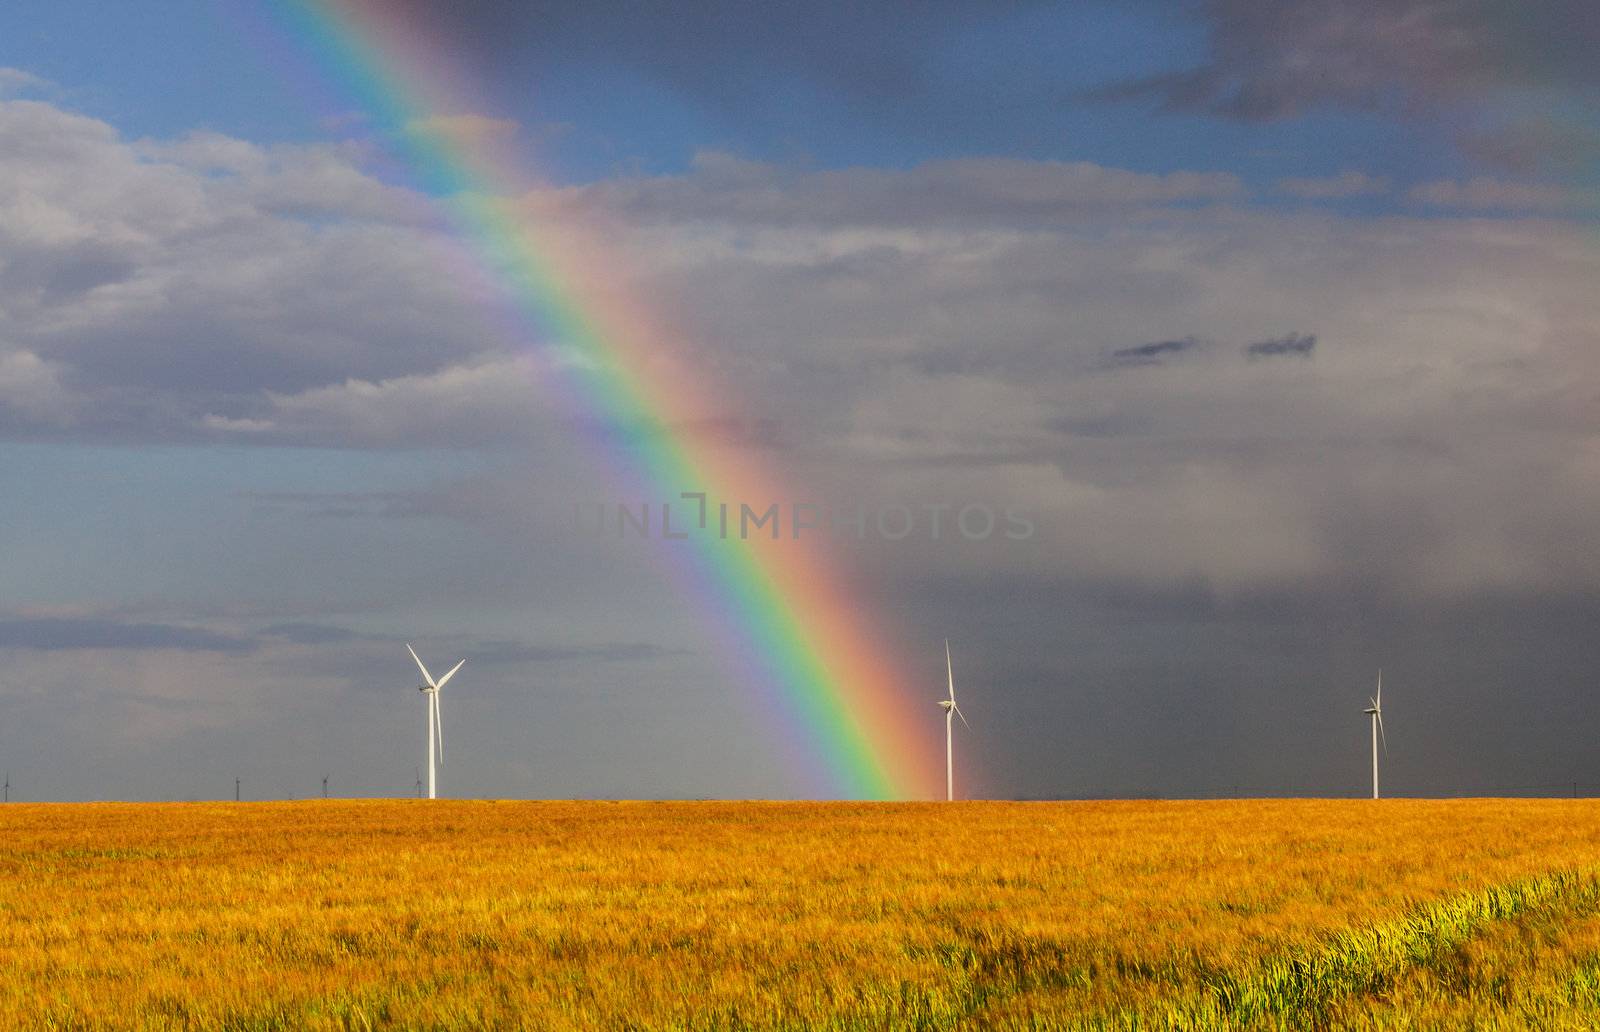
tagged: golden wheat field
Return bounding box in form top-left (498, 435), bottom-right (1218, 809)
top-left (4, 799), bottom-right (1600, 1030)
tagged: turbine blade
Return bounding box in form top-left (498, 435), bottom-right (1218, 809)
top-left (435, 659), bottom-right (466, 690)
top-left (433, 692), bottom-right (444, 765)
top-left (1376, 669), bottom-right (1382, 709)
top-left (1377, 712), bottom-right (1387, 755)
top-left (954, 704), bottom-right (971, 730)
top-left (407, 643), bottom-right (437, 688)
top-left (945, 640), bottom-right (955, 704)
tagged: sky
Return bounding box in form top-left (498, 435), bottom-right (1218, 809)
top-left (0, 0), bottom-right (1597, 801)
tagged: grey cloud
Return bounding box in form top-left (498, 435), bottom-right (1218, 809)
top-left (1112, 336), bottom-right (1202, 365)
top-left (541, 152), bottom-right (1245, 229)
top-left (244, 491), bottom-right (439, 520)
top-left (354, 2), bottom-right (1038, 123)
top-left (0, 617), bottom-right (252, 653)
top-left (466, 641), bottom-right (685, 665)
top-left (1096, 1), bottom-right (1600, 122)
top-left (1245, 333), bottom-right (1316, 359)
top-left (259, 623), bottom-right (368, 645)
top-left (6, 95), bottom-right (1600, 612)
top-left (253, 624), bottom-right (668, 663)
top-left (1408, 178), bottom-right (1591, 211)
top-left (0, 99), bottom-right (502, 442)
top-left (1277, 171), bottom-right (1391, 200)
top-left (1457, 118), bottom-right (1600, 177)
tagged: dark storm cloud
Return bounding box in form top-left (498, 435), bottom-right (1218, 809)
top-left (1457, 118), bottom-right (1600, 177)
top-left (374, 1), bottom-right (1041, 118)
top-left (0, 617), bottom-right (251, 653)
top-left (1112, 336), bottom-right (1201, 364)
top-left (560, 154), bottom-right (1244, 229)
top-left (253, 621), bottom-right (677, 664)
top-left (1245, 333), bottom-right (1316, 359)
top-left (1096, 1), bottom-right (1600, 122)
top-left (259, 623), bottom-right (368, 645)
top-left (468, 641), bottom-right (684, 665)
top-left (243, 491), bottom-right (442, 520)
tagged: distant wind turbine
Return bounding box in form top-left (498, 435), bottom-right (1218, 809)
top-left (3, 772), bottom-right (8, 803)
top-left (938, 641), bottom-right (971, 801)
top-left (321, 774), bottom-right (330, 799)
top-left (414, 767), bottom-right (423, 798)
top-left (1364, 670), bottom-right (1386, 799)
top-left (407, 644), bottom-right (464, 800)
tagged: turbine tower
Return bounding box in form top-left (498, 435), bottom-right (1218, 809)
top-left (938, 640), bottom-right (970, 801)
top-left (1363, 670), bottom-right (1386, 799)
top-left (407, 644), bottom-right (464, 800)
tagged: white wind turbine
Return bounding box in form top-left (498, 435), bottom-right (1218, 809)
top-left (407, 644), bottom-right (464, 800)
top-left (939, 640), bottom-right (970, 801)
top-left (1363, 670), bottom-right (1386, 799)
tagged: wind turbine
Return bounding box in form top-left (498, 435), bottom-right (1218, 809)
top-left (1363, 670), bottom-right (1386, 799)
top-left (3, 772), bottom-right (8, 803)
top-left (321, 774), bottom-right (329, 799)
top-left (414, 767), bottom-right (423, 798)
top-left (407, 644), bottom-right (464, 800)
top-left (938, 640), bottom-right (970, 801)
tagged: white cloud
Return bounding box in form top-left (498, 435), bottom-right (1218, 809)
top-left (254, 356), bottom-right (546, 447)
top-left (0, 68), bottom-right (49, 97)
top-left (199, 413), bottom-right (275, 434)
top-left (0, 349), bottom-right (72, 425)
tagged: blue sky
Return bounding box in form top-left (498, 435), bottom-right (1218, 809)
top-left (0, 1), bottom-right (1597, 801)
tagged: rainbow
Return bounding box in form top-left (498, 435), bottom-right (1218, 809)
top-left (263, 0), bottom-right (938, 798)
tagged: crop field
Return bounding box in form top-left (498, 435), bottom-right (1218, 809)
top-left (4, 800), bottom-right (1600, 1030)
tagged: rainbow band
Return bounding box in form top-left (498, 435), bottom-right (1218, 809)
top-left (270, 0), bottom-right (935, 798)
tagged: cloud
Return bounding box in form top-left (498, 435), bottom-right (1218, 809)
top-left (1457, 117), bottom-right (1600, 177)
top-left (1408, 177), bottom-right (1592, 211)
top-left (1112, 336), bottom-right (1202, 365)
top-left (1277, 171), bottom-right (1391, 199)
top-left (0, 349), bottom-right (73, 425)
top-left (241, 356), bottom-right (546, 448)
top-left (465, 640), bottom-right (684, 665)
top-left (254, 621), bottom-right (673, 663)
top-left (6, 93), bottom-right (1600, 609)
top-left (0, 99), bottom-right (501, 439)
top-left (1093, 1), bottom-right (1600, 122)
top-left (1244, 333), bottom-right (1316, 359)
top-left (541, 152), bottom-right (1246, 228)
top-left (258, 623), bottom-right (368, 645)
top-left (0, 68), bottom-right (50, 97)
top-left (0, 617), bottom-right (251, 653)
top-left (365, 2), bottom-right (1027, 124)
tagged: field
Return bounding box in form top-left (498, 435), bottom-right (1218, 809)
top-left (4, 800), bottom-right (1600, 1030)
